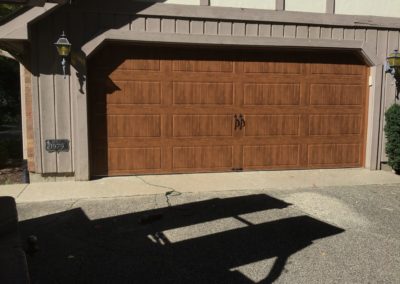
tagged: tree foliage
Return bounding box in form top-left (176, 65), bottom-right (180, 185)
top-left (385, 103), bottom-right (400, 173)
top-left (0, 56), bottom-right (20, 126)
top-left (0, 4), bottom-right (22, 125)
top-left (0, 4), bottom-right (21, 20)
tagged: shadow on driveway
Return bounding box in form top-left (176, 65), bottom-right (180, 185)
top-left (19, 194), bottom-right (344, 283)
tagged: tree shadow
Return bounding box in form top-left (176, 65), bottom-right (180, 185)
top-left (19, 194), bottom-right (344, 283)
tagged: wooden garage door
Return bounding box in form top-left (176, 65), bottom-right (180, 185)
top-left (89, 45), bottom-right (368, 176)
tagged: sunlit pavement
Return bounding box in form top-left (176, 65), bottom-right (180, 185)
top-left (2, 168), bottom-right (400, 203)
top-left (17, 183), bottom-right (400, 283)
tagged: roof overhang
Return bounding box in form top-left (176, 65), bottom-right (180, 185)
top-left (83, 29), bottom-right (379, 66)
top-left (0, 48), bottom-right (16, 60)
top-left (0, 2), bottom-right (58, 40)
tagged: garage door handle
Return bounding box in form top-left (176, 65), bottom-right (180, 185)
top-left (234, 115), bottom-right (241, 130)
top-left (239, 114), bottom-right (246, 130)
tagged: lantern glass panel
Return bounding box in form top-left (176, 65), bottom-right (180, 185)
top-left (388, 50), bottom-right (400, 68)
top-left (56, 45), bottom-right (71, 57)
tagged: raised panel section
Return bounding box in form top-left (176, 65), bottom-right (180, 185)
top-left (108, 148), bottom-right (161, 171)
top-left (309, 115), bottom-right (362, 136)
top-left (308, 144), bottom-right (361, 166)
top-left (243, 145), bottom-right (300, 167)
top-left (108, 115), bottom-right (161, 137)
top-left (244, 84), bottom-right (300, 105)
top-left (244, 115), bottom-right (300, 136)
top-left (173, 115), bottom-right (232, 137)
top-left (310, 64), bottom-right (364, 75)
top-left (173, 82), bottom-right (234, 105)
top-left (243, 62), bottom-right (301, 74)
top-left (173, 60), bottom-right (233, 72)
top-left (108, 81), bottom-right (161, 104)
top-left (310, 84), bottom-right (363, 105)
top-left (173, 146), bottom-right (233, 169)
top-left (117, 59), bottom-right (160, 71)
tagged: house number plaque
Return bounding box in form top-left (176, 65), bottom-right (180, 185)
top-left (45, 139), bottom-right (70, 153)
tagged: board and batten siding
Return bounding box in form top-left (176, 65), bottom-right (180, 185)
top-left (29, 2), bottom-right (400, 178)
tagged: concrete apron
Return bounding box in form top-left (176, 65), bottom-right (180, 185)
top-left (1, 169), bottom-right (400, 203)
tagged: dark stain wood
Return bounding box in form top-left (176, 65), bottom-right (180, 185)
top-left (88, 45), bottom-right (368, 176)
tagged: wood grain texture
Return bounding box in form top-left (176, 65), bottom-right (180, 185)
top-left (89, 45), bottom-right (368, 176)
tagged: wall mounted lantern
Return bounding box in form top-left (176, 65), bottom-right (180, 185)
top-left (386, 49), bottom-right (400, 100)
top-left (54, 31), bottom-right (71, 79)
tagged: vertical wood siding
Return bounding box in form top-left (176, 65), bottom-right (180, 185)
top-left (31, 9), bottom-right (73, 174)
top-left (30, 5), bottom-right (400, 175)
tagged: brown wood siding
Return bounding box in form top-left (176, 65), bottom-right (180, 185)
top-left (88, 45), bottom-right (368, 176)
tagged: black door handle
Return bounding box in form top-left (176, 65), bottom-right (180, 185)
top-left (239, 114), bottom-right (245, 130)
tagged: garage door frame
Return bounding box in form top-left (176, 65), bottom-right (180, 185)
top-left (82, 32), bottom-right (380, 178)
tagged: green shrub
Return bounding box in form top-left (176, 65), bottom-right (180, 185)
top-left (385, 104), bottom-right (400, 173)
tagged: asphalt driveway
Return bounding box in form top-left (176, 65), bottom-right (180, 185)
top-left (16, 183), bottom-right (400, 283)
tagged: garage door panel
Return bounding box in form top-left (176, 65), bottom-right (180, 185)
top-left (309, 115), bottom-right (362, 136)
top-left (108, 147), bottom-right (162, 171)
top-left (107, 81), bottom-right (162, 105)
top-left (107, 115), bottom-right (161, 138)
top-left (172, 146), bottom-right (233, 170)
top-left (240, 74), bottom-right (304, 84)
top-left (308, 144), bottom-right (361, 166)
top-left (243, 83), bottom-right (301, 106)
top-left (173, 60), bottom-right (233, 73)
top-left (108, 136), bottom-right (364, 148)
top-left (310, 84), bottom-right (363, 106)
top-left (243, 62), bottom-right (302, 74)
top-left (240, 135), bottom-right (364, 145)
top-left (244, 115), bottom-right (300, 137)
top-left (173, 82), bottom-right (234, 105)
top-left (310, 64), bottom-right (365, 75)
top-left (131, 59), bottom-right (161, 71)
top-left (109, 71), bottom-right (165, 81)
top-left (172, 115), bottom-right (233, 137)
top-left (239, 106), bottom-right (362, 114)
top-left (243, 145), bottom-right (300, 168)
top-left (105, 106), bottom-right (237, 115)
top-left (117, 58), bottom-right (161, 71)
top-left (107, 138), bottom-right (239, 148)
